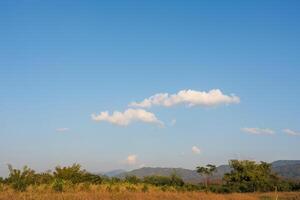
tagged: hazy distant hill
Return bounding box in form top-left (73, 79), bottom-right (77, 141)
top-left (111, 160), bottom-right (300, 183)
top-left (272, 160), bottom-right (300, 180)
top-left (116, 165), bottom-right (231, 183)
top-left (104, 169), bottom-right (127, 177)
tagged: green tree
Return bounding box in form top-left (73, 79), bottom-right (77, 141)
top-left (52, 178), bottom-right (64, 192)
top-left (223, 160), bottom-right (279, 192)
top-left (196, 164), bottom-right (217, 191)
top-left (170, 173), bottom-right (184, 186)
top-left (6, 164), bottom-right (36, 192)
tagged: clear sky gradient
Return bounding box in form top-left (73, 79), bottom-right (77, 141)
top-left (0, 0), bottom-right (300, 176)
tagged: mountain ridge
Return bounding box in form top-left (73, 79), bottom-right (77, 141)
top-left (104, 160), bottom-right (300, 183)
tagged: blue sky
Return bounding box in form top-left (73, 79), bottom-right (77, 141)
top-left (0, 0), bottom-right (300, 176)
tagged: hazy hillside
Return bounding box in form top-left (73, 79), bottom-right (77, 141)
top-left (104, 169), bottom-right (127, 177)
top-left (116, 165), bottom-right (231, 183)
top-left (111, 160), bottom-right (300, 183)
top-left (272, 160), bottom-right (300, 180)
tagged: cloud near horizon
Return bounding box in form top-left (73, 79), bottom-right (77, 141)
top-left (126, 155), bottom-right (137, 165)
top-left (283, 129), bottom-right (300, 136)
top-left (192, 146), bottom-right (201, 154)
top-left (242, 127), bottom-right (275, 135)
top-left (129, 89), bottom-right (240, 108)
top-left (91, 108), bottom-right (163, 126)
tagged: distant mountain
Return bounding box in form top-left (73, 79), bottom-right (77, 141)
top-left (116, 165), bottom-right (231, 183)
top-left (271, 160), bottom-right (300, 180)
top-left (110, 160), bottom-right (300, 183)
top-left (272, 160), bottom-right (300, 167)
top-left (104, 169), bottom-right (127, 177)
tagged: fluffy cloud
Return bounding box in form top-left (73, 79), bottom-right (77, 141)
top-left (129, 89), bottom-right (240, 108)
top-left (192, 146), bottom-right (201, 154)
top-left (126, 155), bottom-right (137, 165)
top-left (283, 129), bottom-right (300, 136)
top-left (56, 128), bottom-right (70, 132)
top-left (91, 108), bottom-right (163, 126)
top-left (241, 127), bottom-right (275, 135)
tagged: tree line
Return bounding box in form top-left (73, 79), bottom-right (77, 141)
top-left (0, 160), bottom-right (300, 193)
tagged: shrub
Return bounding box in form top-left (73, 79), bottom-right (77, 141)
top-left (143, 174), bottom-right (184, 187)
top-left (184, 183), bottom-right (200, 192)
top-left (52, 179), bottom-right (64, 192)
top-left (6, 165), bottom-right (36, 192)
top-left (110, 177), bottom-right (121, 184)
top-left (125, 175), bottom-right (141, 184)
top-left (170, 173), bottom-right (184, 186)
top-left (141, 184), bottom-right (149, 192)
top-left (209, 184), bottom-right (231, 193)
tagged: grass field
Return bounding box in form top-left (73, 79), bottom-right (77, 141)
top-left (0, 184), bottom-right (300, 200)
top-left (1, 191), bottom-right (300, 200)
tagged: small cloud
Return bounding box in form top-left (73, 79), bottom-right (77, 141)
top-left (139, 163), bottom-right (146, 168)
top-left (283, 129), bottom-right (300, 136)
top-left (192, 146), bottom-right (201, 154)
top-left (91, 108), bottom-right (164, 127)
top-left (170, 119), bottom-right (177, 127)
top-left (241, 127), bottom-right (275, 135)
top-left (56, 128), bottom-right (70, 132)
top-left (130, 89), bottom-right (240, 108)
top-left (126, 155), bottom-right (137, 165)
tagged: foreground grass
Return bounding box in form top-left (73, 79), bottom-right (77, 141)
top-left (0, 184), bottom-right (300, 200)
top-left (1, 191), bottom-right (300, 200)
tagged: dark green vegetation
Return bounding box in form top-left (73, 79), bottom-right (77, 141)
top-left (1, 160), bottom-right (300, 193)
top-left (223, 160), bottom-right (300, 193)
top-left (115, 160), bottom-right (300, 183)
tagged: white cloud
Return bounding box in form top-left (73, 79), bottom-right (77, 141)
top-left (126, 155), bottom-right (137, 165)
top-left (283, 129), bottom-right (300, 136)
top-left (241, 127), bottom-right (275, 135)
top-left (129, 89), bottom-right (240, 108)
top-left (91, 108), bottom-right (163, 126)
top-left (139, 163), bottom-right (146, 168)
top-left (56, 128), bottom-right (70, 132)
top-left (192, 146), bottom-right (201, 154)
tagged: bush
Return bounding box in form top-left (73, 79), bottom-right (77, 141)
top-left (209, 184), bottom-right (231, 193)
top-left (143, 174), bottom-right (184, 187)
top-left (125, 175), bottom-right (141, 184)
top-left (6, 165), bottom-right (36, 192)
top-left (110, 177), bottom-right (121, 183)
top-left (184, 183), bottom-right (200, 192)
top-left (52, 179), bottom-right (64, 192)
top-left (141, 184), bottom-right (149, 192)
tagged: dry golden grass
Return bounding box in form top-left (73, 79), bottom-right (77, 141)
top-left (0, 184), bottom-right (300, 200)
top-left (1, 191), bottom-right (300, 200)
